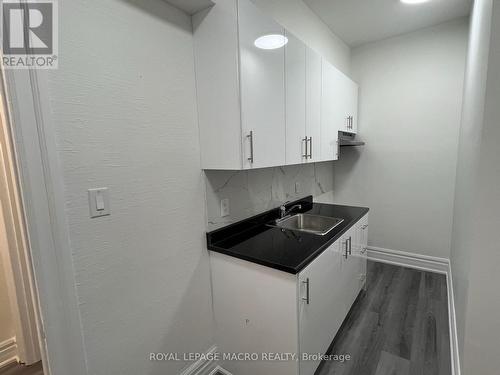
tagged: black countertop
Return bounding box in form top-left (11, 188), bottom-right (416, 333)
top-left (206, 196), bottom-right (369, 274)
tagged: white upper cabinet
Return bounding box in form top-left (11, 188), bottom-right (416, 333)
top-left (193, 0), bottom-right (358, 170)
top-left (285, 32), bottom-right (307, 165)
top-left (305, 47), bottom-right (322, 162)
top-left (320, 60), bottom-right (342, 161)
top-left (239, 0), bottom-right (286, 169)
top-left (342, 78), bottom-right (359, 133)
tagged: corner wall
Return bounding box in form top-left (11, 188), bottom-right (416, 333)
top-left (450, 1), bottom-right (500, 373)
top-left (449, 0), bottom-right (493, 361)
top-left (332, 18), bottom-right (469, 259)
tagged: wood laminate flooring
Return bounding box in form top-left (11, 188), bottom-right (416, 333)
top-left (0, 362), bottom-right (43, 375)
top-left (316, 261), bottom-right (451, 375)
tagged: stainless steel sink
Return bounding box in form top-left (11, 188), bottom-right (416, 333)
top-left (269, 214), bottom-right (344, 236)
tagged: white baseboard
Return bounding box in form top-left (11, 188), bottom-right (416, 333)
top-left (367, 246), bottom-right (460, 375)
top-left (367, 246), bottom-right (449, 274)
top-left (0, 337), bottom-right (18, 369)
top-left (180, 345), bottom-right (218, 375)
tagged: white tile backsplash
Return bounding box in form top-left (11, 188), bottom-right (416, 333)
top-left (204, 161), bottom-right (335, 230)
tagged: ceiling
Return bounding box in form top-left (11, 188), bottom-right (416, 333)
top-left (303, 0), bottom-right (473, 47)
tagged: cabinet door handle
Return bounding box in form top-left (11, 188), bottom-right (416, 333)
top-left (344, 240), bottom-right (349, 259)
top-left (302, 137), bottom-right (308, 159)
top-left (308, 137), bottom-right (313, 159)
top-left (348, 236), bottom-right (352, 255)
top-left (302, 278), bottom-right (310, 304)
top-left (247, 131), bottom-right (254, 163)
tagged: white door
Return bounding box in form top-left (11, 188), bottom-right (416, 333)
top-left (320, 59), bottom-right (342, 161)
top-left (239, 0), bottom-right (286, 169)
top-left (359, 215), bottom-right (369, 287)
top-left (299, 240), bottom-right (343, 375)
top-left (344, 78), bottom-right (359, 133)
top-left (285, 32), bottom-right (306, 165)
top-left (305, 47), bottom-right (322, 162)
top-left (339, 227), bottom-right (360, 314)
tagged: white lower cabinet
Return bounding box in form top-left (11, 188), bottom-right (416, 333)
top-left (210, 214), bottom-right (369, 375)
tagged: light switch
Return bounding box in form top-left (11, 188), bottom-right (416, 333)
top-left (88, 188), bottom-right (110, 218)
top-left (220, 198), bottom-right (230, 217)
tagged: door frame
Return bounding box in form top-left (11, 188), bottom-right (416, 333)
top-left (1, 48), bottom-right (88, 375)
top-left (0, 86), bottom-right (42, 367)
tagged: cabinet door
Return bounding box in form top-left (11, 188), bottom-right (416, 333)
top-left (320, 59), bottom-right (342, 161)
top-left (351, 215), bottom-right (368, 290)
top-left (359, 215), bottom-right (369, 287)
top-left (306, 47), bottom-right (322, 162)
top-left (299, 240), bottom-right (343, 375)
top-left (285, 32), bottom-right (306, 165)
top-left (239, 0), bottom-right (286, 169)
top-left (339, 227), bottom-right (360, 314)
top-left (345, 78), bottom-right (359, 134)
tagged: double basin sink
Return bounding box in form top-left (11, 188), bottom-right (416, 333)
top-left (268, 213), bottom-right (344, 236)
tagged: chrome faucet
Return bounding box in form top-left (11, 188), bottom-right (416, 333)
top-left (279, 203), bottom-right (302, 220)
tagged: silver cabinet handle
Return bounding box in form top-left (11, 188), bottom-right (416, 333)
top-left (343, 240), bottom-right (349, 259)
top-left (348, 236), bottom-right (352, 255)
top-left (302, 278), bottom-right (310, 304)
top-left (247, 131), bottom-right (254, 163)
top-left (302, 137), bottom-right (308, 158)
top-left (308, 137), bottom-right (313, 159)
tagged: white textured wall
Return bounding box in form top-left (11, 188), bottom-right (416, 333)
top-left (47, 0), bottom-right (214, 374)
top-left (251, 0), bottom-right (351, 74)
top-left (450, 1), bottom-right (500, 373)
top-left (331, 19), bottom-right (468, 259)
top-left (450, 0), bottom-right (492, 362)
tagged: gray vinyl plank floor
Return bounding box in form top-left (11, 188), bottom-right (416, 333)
top-left (0, 362), bottom-right (43, 375)
top-left (316, 261), bottom-right (451, 375)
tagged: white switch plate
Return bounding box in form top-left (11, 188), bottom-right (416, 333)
top-left (220, 198), bottom-right (230, 217)
top-left (88, 188), bottom-right (110, 218)
top-left (295, 182), bottom-right (301, 194)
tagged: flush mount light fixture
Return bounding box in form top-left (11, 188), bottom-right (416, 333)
top-left (400, 0), bottom-right (431, 4)
top-left (254, 34), bottom-right (288, 50)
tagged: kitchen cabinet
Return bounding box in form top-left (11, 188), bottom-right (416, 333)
top-left (285, 32), bottom-right (307, 165)
top-left (320, 60), bottom-right (342, 161)
top-left (193, 0), bottom-right (359, 170)
top-left (209, 214), bottom-right (369, 375)
top-left (285, 33), bottom-right (323, 165)
top-left (239, 0), bottom-right (286, 169)
top-left (298, 240), bottom-right (343, 375)
top-left (344, 78), bottom-right (359, 133)
top-left (193, 0), bottom-right (285, 170)
top-left (305, 47), bottom-right (322, 162)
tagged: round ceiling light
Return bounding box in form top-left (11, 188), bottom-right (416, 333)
top-left (254, 34), bottom-right (288, 50)
top-left (400, 0), bottom-right (431, 4)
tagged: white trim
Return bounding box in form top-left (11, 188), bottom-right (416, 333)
top-left (180, 345), bottom-right (218, 375)
top-left (446, 265), bottom-right (461, 375)
top-left (367, 246), bottom-right (449, 274)
top-left (0, 337), bottom-right (18, 368)
top-left (366, 246), bottom-right (460, 375)
top-left (0, 97), bottom-right (42, 365)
